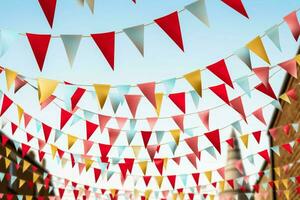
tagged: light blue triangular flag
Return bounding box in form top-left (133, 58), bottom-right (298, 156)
top-left (168, 141), bottom-right (177, 155)
top-left (13, 141), bottom-right (20, 150)
top-left (290, 177), bottom-right (296, 183)
top-left (10, 175), bottom-right (17, 185)
top-left (117, 146), bottom-right (126, 156)
top-left (61, 35), bottom-right (82, 66)
top-left (35, 120), bottom-right (42, 133)
top-left (184, 128), bottom-right (195, 137)
top-left (71, 114), bottom-right (81, 126)
top-left (107, 171), bottom-right (114, 181)
top-left (235, 47), bottom-right (252, 70)
top-left (16, 156), bottom-right (21, 164)
top-left (245, 193), bottom-right (253, 200)
top-left (154, 191), bottom-right (159, 199)
top-left (0, 29), bottom-right (18, 57)
top-left (63, 85), bottom-right (77, 110)
top-left (127, 130), bottom-right (136, 144)
top-left (83, 110), bottom-right (94, 120)
top-left (99, 162), bottom-right (108, 171)
top-left (247, 154), bottom-right (254, 165)
top-left (264, 170), bottom-right (270, 178)
top-left (43, 172), bottom-right (48, 179)
top-left (162, 78), bottom-right (176, 94)
top-left (271, 100), bottom-right (282, 111)
top-left (266, 25), bottom-right (281, 51)
top-left (185, 0), bottom-right (209, 26)
top-left (55, 156), bottom-right (60, 164)
top-left (292, 123), bottom-right (299, 132)
top-left (179, 174), bottom-right (188, 186)
top-left (0, 172), bottom-right (4, 181)
top-left (111, 158), bottom-right (121, 164)
top-left (236, 76), bottom-right (251, 97)
top-left (130, 119), bottom-right (137, 130)
top-left (17, 195), bottom-right (23, 200)
top-left (262, 182), bottom-right (268, 190)
top-left (116, 85), bottom-right (130, 104)
top-left (290, 141), bottom-right (295, 148)
top-left (232, 121), bottom-right (242, 133)
top-left (190, 90), bottom-right (200, 107)
top-left (206, 146), bottom-right (216, 159)
top-left (54, 130), bottom-right (63, 142)
top-left (155, 131), bottom-right (164, 144)
top-left (110, 93), bottom-right (122, 113)
top-left (271, 146), bottom-right (280, 156)
top-left (124, 25), bottom-right (144, 56)
top-left (236, 177), bottom-right (244, 186)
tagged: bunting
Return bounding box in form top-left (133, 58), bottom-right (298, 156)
top-left (38, 0), bottom-right (57, 28)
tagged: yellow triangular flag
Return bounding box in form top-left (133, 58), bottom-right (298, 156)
top-left (5, 147), bottom-right (11, 157)
top-left (240, 134), bottom-right (249, 148)
top-left (295, 54), bottom-right (300, 65)
top-left (19, 179), bottom-right (25, 188)
top-left (274, 167), bottom-right (281, 177)
top-left (132, 146), bottom-right (141, 158)
top-left (170, 129), bottom-right (181, 145)
top-left (33, 172), bottom-right (39, 183)
top-left (17, 105), bottom-right (24, 123)
top-left (178, 192), bottom-right (184, 200)
top-left (139, 161), bottom-right (147, 175)
top-left (282, 179), bottom-right (289, 189)
top-left (155, 93), bottom-right (163, 116)
top-left (84, 157), bottom-right (94, 171)
top-left (110, 189), bottom-right (117, 198)
top-left (25, 196), bottom-right (33, 200)
top-left (209, 195), bottom-right (215, 200)
top-left (5, 68), bottom-right (17, 90)
top-left (36, 183), bottom-right (43, 193)
top-left (172, 194), bottom-right (178, 200)
top-left (23, 160), bottom-right (30, 172)
top-left (246, 36), bottom-right (270, 64)
top-left (155, 176), bottom-right (163, 188)
top-left (184, 70), bottom-right (202, 97)
top-left (93, 84), bottom-right (111, 109)
top-left (134, 189), bottom-right (139, 199)
top-left (219, 180), bottom-right (225, 192)
top-left (274, 180), bottom-right (280, 189)
top-left (37, 78), bottom-right (58, 104)
top-left (280, 93), bottom-right (291, 104)
top-left (50, 144), bottom-right (58, 159)
top-left (144, 189), bottom-right (152, 200)
top-left (205, 171), bottom-right (212, 182)
top-left (163, 158), bottom-right (168, 169)
top-left (4, 158), bottom-right (11, 169)
top-left (67, 134), bottom-right (77, 149)
top-left (284, 190), bottom-right (290, 200)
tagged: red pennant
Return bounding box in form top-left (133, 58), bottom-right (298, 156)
top-left (185, 137), bottom-right (198, 155)
top-left (141, 131), bottom-right (152, 147)
top-left (255, 82), bottom-right (277, 99)
top-left (83, 140), bottom-right (94, 154)
top-left (253, 107), bottom-right (266, 125)
top-left (40, 95), bottom-right (55, 109)
top-left (253, 184), bottom-right (260, 193)
top-left (205, 129), bottom-right (221, 154)
top-left (14, 76), bottom-right (27, 93)
top-left (86, 120), bottom-right (98, 140)
top-left (119, 163), bottom-right (128, 178)
top-left (73, 190), bottom-right (79, 199)
top-left (58, 188), bottom-right (65, 198)
top-left (71, 88), bottom-right (85, 111)
top-left (258, 150), bottom-right (270, 163)
top-left (0, 95), bottom-right (13, 116)
top-left (283, 124), bottom-right (290, 135)
top-left (11, 122), bottom-right (17, 135)
top-left (70, 154), bottom-right (75, 167)
top-left (21, 143), bottom-right (30, 157)
top-left (91, 32), bottom-right (115, 70)
top-left (269, 128), bottom-right (278, 140)
top-left (107, 128), bottom-right (120, 145)
top-left (221, 0), bottom-right (249, 18)
top-left (192, 173), bottom-right (200, 184)
top-left (153, 158), bottom-right (164, 175)
top-left (146, 117), bottom-right (158, 130)
top-left (38, 138), bottom-right (46, 149)
top-left (143, 176), bottom-right (151, 186)
top-left (147, 145), bottom-right (157, 161)
top-left (230, 96), bottom-right (247, 122)
top-left (167, 175), bottom-right (176, 189)
top-left (284, 11), bottom-right (300, 41)
top-left (207, 59), bottom-right (233, 88)
top-left (209, 84), bottom-right (230, 105)
top-left (169, 92), bottom-right (186, 113)
top-left (99, 143), bottom-right (112, 158)
top-left (24, 113), bottom-right (32, 128)
top-left (124, 158), bottom-right (134, 173)
top-left (6, 194), bottom-right (14, 200)
top-left (217, 167), bottom-right (225, 179)
top-left (227, 179), bottom-right (234, 189)
top-left (279, 59), bottom-right (297, 78)
top-left (38, 0), bottom-right (57, 27)
top-left (125, 95), bottom-right (142, 118)
top-left (1, 134), bottom-right (9, 145)
top-left (172, 157), bottom-right (181, 165)
top-left (198, 110), bottom-right (209, 130)
top-left (57, 148), bottom-right (64, 159)
top-left (42, 123), bottom-right (52, 142)
top-left (226, 138), bottom-right (234, 148)
top-left (282, 143), bottom-right (293, 154)
top-left (98, 114), bottom-right (111, 133)
top-left (253, 67), bottom-right (270, 86)
top-left (115, 117), bottom-right (127, 129)
top-left (287, 88), bottom-right (298, 101)
top-left (187, 153), bottom-right (198, 168)
top-left (60, 108), bottom-right (72, 130)
top-left (188, 194), bottom-right (194, 200)
top-left (38, 150), bottom-right (45, 162)
top-left (252, 131), bottom-right (261, 143)
top-left (137, 82), bottom-right (156, 108)
top-left (172, 115), bottom-right (184, 131)
top-left (154, 11), bottom-right (184, 51)
top-left (26, 33), bottom-right (51, 71)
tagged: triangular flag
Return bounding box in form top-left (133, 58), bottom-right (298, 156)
top-left (38, 0), bottom-right (57, 27)
top-left (71, 87), bottom-right (85, 111)
top-left (280, 93), bottom-right (291, 104)
top-left (125, 95), bottom-right (142, 118)
top-left (235, 47), bottom-right (252, 69)
top-left (258, 150), bottom-right (270, 163)
top-left (246, 36), bottom-right (270, 64)
top-left (61, 35), bottom-right (82, 66)
top-left (162, 78), bottom-right (176, 94)
top-left (139, 161), bottom-right (148, 175)
top-left (255, 82), bottom-right (277, 99)
top-left (0, 94), bottom-right (13, 116)
top-left (141, 131), bottom-right (152, 147)
top-left (127, 130), bottom-right (136, 145)
top-left (91, 32), bottom-right (115, 70)
top-left (0, 30), bottom-right (18, 57)
top-left (190, 90), bottom-right (200, 107)
top-left (253, 67), bottom-right (270, 86)
top-left (115, 117), bottom-right (127, 129)
top-left (167, 175), bottom-right (176, 189)
top-left (205, 129), bottom-right (221, 154)
top-left (154, 11), bottom-right (184, 51)
top-left (138, 82), bottom-right (156, 108)
top-left (14, 76), bottom-right (27, 94)
top-left (172, 115), bottom-right (184, 131)
top-left (204, 171), bottom-right (212, 183)
top-left (86, 120), bottom-right (98, 140)
top-left (266, 25), bottom-right (281, 51)
top-left (21, 143), bottom-right (31, 157)
top-left (42, 123), bottom-right (52, 142)
top-left (185, 137), bottom-right (198, 155)
top-left (84, 157), bottom-right (94, 171)
top-left (110, 93), bottom-right (122, 113)
top-left (83, 140), bottom-right (93, 154)
top-left (252, 131), bottom-right (261, 143)
top-left (147, 117), bottom-right (158, 130)
top-left (221, 0), bottom-right (249, 18)
top-left (209, 84), bottom-right (230, 105)
top-left (170, 129), bottom-right (181, 145)
top-left (279, 59), bottom-right (297, 78)
top-left (207, 59), bottom-right (233, 88)
top-left (156, 131), bottom-right (164, 144)
top-left (93, 84), bottom-right (111, 109)
top-left (169, 92), bottom-right (185, 113)
top-left (253, 108), bottom-right (266, 125)
top-left (37, 78), bottom-right (58, 104)
top-left (236, 76), bottom-right (251, 97)
top-left (147, 145), bottom-right (157, 161)
top-left (155, 93), bottom-right (164, 116)
top-left (184, 70), bottom-right (202, 97)
top-left (230, 96), bottom-right (247, 122)
top-left (124, 25), bottom-right (144, 56)
top-left (60, 108), bottom-right (72, 130)
top-left (99, 143), bottom-right (111, 158)
top-left (185, 0), bottom-right (209, 26)
top-left (107, 128), bottom-right (120, 145)
top-left (67, 134), bottom-right (77, 149)
top-left (5, 69), bottom-right (17, 90)
top-left (240, 134), bottom-right (249, 148)
top-left (284, 11), bottom-right (300, 41)
top-left (198, 110), bottom-right (209, 130)
top-left (17, 105), bottom-right (23, 123)
top-left (26, 33), bottom-right (51, 71)
top-left (98, 114), bottom-right (110, 133)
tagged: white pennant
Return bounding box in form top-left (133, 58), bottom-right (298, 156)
top-left (124, 25), bottom-right (144, 56)
top-left (266, 25), bottom-right (281, 51)
top-left (186, 0), bottom-right (209, 26)
top-left (61, 35), bottom-right (82, 66)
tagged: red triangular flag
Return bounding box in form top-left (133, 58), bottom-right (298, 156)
top-left (115, 117), bottom-right (127, 129)
top-left (38, 0), bottom-right (57, 27)
top-left (187, 153), bottom-right (198, 168)
top-left (86, 120), bottom-right (98, 140)
top-left (167, 175), bottom-right (176, 189)
top-left (147, 145), bottom-right (157, 161)
top-left (141, 131), bottom-right (152, 147)
top-left (99, 143), bottom-right (112, 158)
top-left (258, 150), bottom-right (270, 163)
top-left (173, 157), bottom-right (181, 165)
top-left (119, 163), bottom-right (128, 178)
top-left (70, 154), bottom-right (75, 167)
top-left (154, 11), bottom-right (184, 51)
top-left (253, 107), bottom-right (266, 125)
top-left (255, 82), bottom-right (277, 99)
top-left (205, 129), bottom-right (221, 154)
top-left (252, 131), bottom-right (261, 143)
top-left (169, 92), bottom-right (186, 113)
top-left (125, 95), bottom-right (142, 118)
top-left (107, 128), bottom-right (120, 145)
top-left (146, 117), bottom-right (158, 130)
top-left (11, 122), bottom-right (17, 135)
top-left (14, 76), bottom-right (27, 93)
top-left (221, 0), bottom-right (249, 18)
top-left (23, 113), bottom-right (32, 128)
top-left (286, 88), bottom-right (298, 101)
top-left (143, 176), bottom-right (151, 186)
top-left (172, 115), bottom-right (184, 131)
top-left (281, 143), bottom-right (293, 154)
top-left (124, 158), bottom-right (134, 173)
top-left (26, 132), bottom-right (33, 142)
top-left (1, 134), bottom-right (9, 145)
top-left (284, 11), bottom-right (300, 41)
top-left (279, 59), bottom-right (298, 78)
top-left (283, 124), bottom-right (290, 135)
top-left (38, 150), bottom-right (45, 161)
top-left (198, 110), bottom-right (209, 130)
top-left (21, 143), bottom-right (31, 157)
top-left (42, 123), bottom-right (52, 142)
top-left (94, 168), bottom-right (101, 182)
top-left (0, 95), bottom-right (13, 116)
top-left (71, 88), bottom-right (85, 111)
top-left (26, 33), bottom-right (51, 71)
top-left (217, 167), bottom-right (225, 179)
top-left (58, 188), bottom-right (65, 199)
top-left (227, 179), bottom-right (234, 189)
top-left (207, 59), bottom-right (233, 88)
top-left (38, 138), bottom-right (46, 149)
top-left (229, 96), bottom-right (247, 122)
top-left (137, 82), bottom-right (156, 108)
top-left (73, 190), bottom-right (79, 199)
top-left (153, 158), bottom-right (164, 175)
top-left (91, 32), bottom-right (115, 70)
top-left (185, 137), bottom-right (198, 155)
top-left (226, 138), bottom-right (234, 148)
top-left (192, 173), bottom-right (200, 184)
top-left (253, 67), bottom-right (270, 86)
top-left (98, 114), bottom-right (111, 133)
top-left (57, 148), bottom-right (64, 159)
top-left (83, 140), bottom-right (94, 154)
top-left (209, 84), bottom-right (230, 105)
top-left (60, 108), bottom-right (72, 130)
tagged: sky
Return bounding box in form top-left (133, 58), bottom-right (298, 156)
top-left (0, 0), bottom-right (300, 199)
